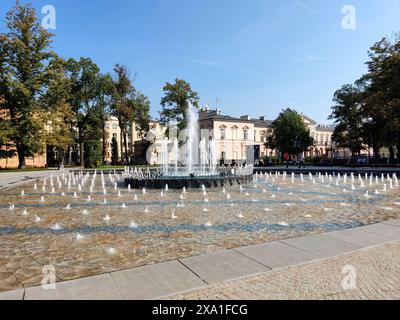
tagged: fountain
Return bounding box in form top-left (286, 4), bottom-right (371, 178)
top-left (125, 102), bottom-right (253, 189)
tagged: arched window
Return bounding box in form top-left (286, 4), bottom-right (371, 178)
top-left (243, 127), bottom-right (249, 141)
top-left (231, 126), bottom-right (238, 140)
top-left (220, 125), bottom-right (227, 140)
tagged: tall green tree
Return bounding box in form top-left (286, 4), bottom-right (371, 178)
top-left (65, 57), bottom-right (110, 166)
top-left (330, 35), bottom-right (400, 159)
top-left (266, 108), bottom-right (314, 157)
top-left (0, 1), bottom-right (56, 168)
top-left (111, 64), bottom-right (150, 164)
top-left (41, 57), bottom-right (75, 164)
top-left (160, 78), bottom-right (200, 130)
top-left (362, 36), bottom-right (400, 158)
top-left (329, 84), bottom-right (366, 157)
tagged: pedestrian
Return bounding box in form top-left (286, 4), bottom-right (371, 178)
top-left (298, 153), bottom-right (305, 168)
top-left (284, 152), bottom-right (290, 168)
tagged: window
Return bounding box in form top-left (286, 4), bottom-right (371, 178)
top-left (232, 126), bottom-right (238, 140)
top-left (243, 127), bottom-right (249, 141)
top-left (260, 131), bottom-right (267, 143)
top-left (113, 133), bottom-right (117, 139)
top-left (112, 123), bottom-right (118, 129)
top-left (105, 123), bottom-right (109, 129)
top-left (220, 126), bottom-right (226, 140)
top-left (221, 151), bottom-right (226, 159)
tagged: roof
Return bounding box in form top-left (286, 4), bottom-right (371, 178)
top-left (199, 109), bottom-right (272, 127)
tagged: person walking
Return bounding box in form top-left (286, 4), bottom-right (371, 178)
top-left (298, 153), bottom-right (305, 168)
top-left (284, 152), bottom-right (290, 168)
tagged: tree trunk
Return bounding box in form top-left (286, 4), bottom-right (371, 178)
top-left (124, 133), bottom-right (128, 165)
top-left (79, 128), bottom-right (84, 167)
top-left (17, 145), bottom-right (26, 169)
top-left (120, 128), bottom-right (124, 164)
top-left (102, 122), bottom-right (106, 165)
top-left (79, 142), bottom-right (84, 167)
top-left (397, 139), bottom-right (400, 160)
top-left (389, 146), bottom-right (395, 161)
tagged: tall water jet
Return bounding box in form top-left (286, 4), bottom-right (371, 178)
top-left (161, 138), bottom-right (169, 176)
top-left (173, 138), bottom-right (179, 175)
top-left (185, 102), bottom-right (200, 175)
top-left (199, 138), bottom-right (208, 175)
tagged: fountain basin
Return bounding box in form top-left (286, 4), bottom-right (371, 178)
top-left (125, 173), bottom-right (253, 189)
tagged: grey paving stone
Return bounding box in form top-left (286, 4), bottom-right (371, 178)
top-left (24, 274), bottom-right (122, 300)
top-left (327, 227), bottom-right (393, 247)
top-left (281, 234), bottom-right (360, 258)
top-left (111, 260), bottom-right (206, 300)
top-left (361, 223), bottom-right (400, 241)
top-left (0, 289), bottom-right (24, 300)
top-left (382, 219), bottom-right (400, 228)
top-left (179, 250), bottom-right (269, 284)
top-left (234, 241), bottom-right (318, 269)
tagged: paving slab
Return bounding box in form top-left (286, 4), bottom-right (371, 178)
top-left (179, 250), bottom-right (269, 284)
top-left (0, 289), bottom-right (24, 300)
top-left (111, 260), bottom-right (206, 300)
top-left (24, 274), bottom-right (122, 300)
top-left (360, 223), bottom-right (400, 241)
top-left (234, 241), bottom-right (318, 269)
top-left (327, 227), bottom-right (393, 247)
top-left (382, 219), bottom-right (400, 228)
top-left (281, 233), bottom-right (360, 258)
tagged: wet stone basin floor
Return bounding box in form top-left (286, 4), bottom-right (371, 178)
top-left (0, 172), bottom-right (399, 292)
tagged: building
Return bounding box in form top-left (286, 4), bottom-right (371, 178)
top-left (198, 107), bottom-right (275, 165)
top-left (1, 106), bottom-right (358, 168)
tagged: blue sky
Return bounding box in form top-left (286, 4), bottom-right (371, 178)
top-left (1, 0), bottom-right (399, 123)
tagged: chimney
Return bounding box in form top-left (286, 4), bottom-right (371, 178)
top-left (241, 115), bottom-right (250, 121)
top-left (259, 116), bottom-right (265, 121)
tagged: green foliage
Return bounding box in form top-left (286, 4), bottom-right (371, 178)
top-left (330, 34), bottom-right (400, 158)
top-left (84, 140), bottom-right (101, 168)
top-left (111, 137), bottom-right (119, 165)
top-left (266, 108), bottom-right (314, 156)
top-left (160, 78), bottom-right (200, 130)
top-left (329, 84), bottom-right (365, 156)
top-left (0, 118), bottom-right (15, 158)
top-left (111, 64), bottom-right (150, 164)
top-left (0, 1), bottom-right (55, 168)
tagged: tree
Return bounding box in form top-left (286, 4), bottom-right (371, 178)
top-left (111, 64), bottom-right (150, 164)
top-left (111, 136), bottom-right (119, 165)
top-left (160, 78), bottom-right (200, 130)
top-left (329, 84), bottom-right (366, 157)
top-left (83, 140), bottom-right (101, 168)
top-left (329, 34), bottom-right (400, 159)
top-left (361, 36), bottom-right (400, 158)
top-left (65, 57), bottom-right (110, 166)
top-left (41, 57), bottom-right (75, 164)
top-left (266, 108), bottom-right (314, 157)
top-left (0, 1), bottom-right (56, 168)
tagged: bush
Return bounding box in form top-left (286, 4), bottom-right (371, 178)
top-left (84, 140), bottom-right (101, 168)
